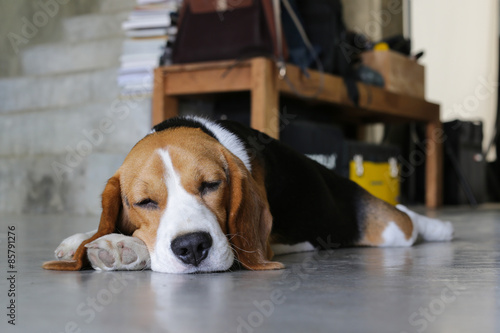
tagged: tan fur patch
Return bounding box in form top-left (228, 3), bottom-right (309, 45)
top-left (356, 194), bottom-right (413, 246)
top-left (220, 148), bottom-right (283, 270)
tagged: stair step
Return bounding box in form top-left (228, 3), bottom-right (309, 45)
top-left (99, 0), bottom-right (136, 14)
top-left (84, 153), bottom-right (127, 214)
top-left (0, 152), bottom-right (126, 215)
top-left (0, 68), bottom-right (120, 113)
top-left (21, 38), bottom-right (123, 76)
top-left (0, 98), bottom-right (151, 157)
top-left (62, 12), bottom-right (129, 43)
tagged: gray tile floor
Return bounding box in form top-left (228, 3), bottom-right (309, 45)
top-left (1, 206), bottom-right (499, 333)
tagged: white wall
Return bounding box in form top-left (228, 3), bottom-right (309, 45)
top-left (411, 0), bottom-right (498, 159)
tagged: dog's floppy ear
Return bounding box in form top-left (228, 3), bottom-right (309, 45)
top-left (223, 149), bottom-right (284, 271)
top-left (42, 173), bottom-right (132, 271)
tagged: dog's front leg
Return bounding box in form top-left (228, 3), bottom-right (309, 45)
top-left (54, 230), bottom-right (97, 260)
top-left (85, 234), bottom-right (150, 271)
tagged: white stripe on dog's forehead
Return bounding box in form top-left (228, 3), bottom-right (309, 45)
top-left (158, 147), bottom-right (181, 194)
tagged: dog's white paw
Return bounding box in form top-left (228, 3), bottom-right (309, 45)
top-left (396, 205), bottom-right (454, 242)
top-left (55, 231), bottom-right (95, 260)
top-left (85, 234), bottom-right (150, 271)
top-left (426, 220), bottom-right (454, 241)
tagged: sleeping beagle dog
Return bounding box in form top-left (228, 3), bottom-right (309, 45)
top-left (43, 116), bottom-right (453, 273)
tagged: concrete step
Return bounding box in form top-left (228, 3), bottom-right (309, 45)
top-left (62, 11), bottom-right (129, 43)
top-left (99, 0), bottom-right (136, 13)
top-left (0, 68), bottom-right (120, 114)
top-left (21, 38), bottom-right (123, 76)
top-left (0, 152), bottom-right (126, 215)
top-left (0, 98), bottom-right (151, 157)
top-left (83, 152), bottom-right (126, 214)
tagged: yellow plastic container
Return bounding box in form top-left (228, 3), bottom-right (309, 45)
top-left (349, 156), bottom-right (400, 205)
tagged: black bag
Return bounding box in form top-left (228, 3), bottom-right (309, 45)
top-left (284, 0), bottom-right (359, 104)
top-left (295, 0), bottom-right (349, 74)
top-left (443, 120), bottom-right (486, 205)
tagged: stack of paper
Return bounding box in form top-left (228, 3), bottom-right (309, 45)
top-left (119, 0), bottom-right (181, 95)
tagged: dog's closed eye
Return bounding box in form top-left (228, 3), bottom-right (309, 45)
top-left (134, 198), bottom-right (159, 210)
top-left (199, 181), bottom-right (221, 196)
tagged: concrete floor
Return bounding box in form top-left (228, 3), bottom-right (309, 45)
top-left (0, 206), bottom-right (499, 333)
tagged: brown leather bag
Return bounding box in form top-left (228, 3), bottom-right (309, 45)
top-left (172, 0), bottom-right (288, 63)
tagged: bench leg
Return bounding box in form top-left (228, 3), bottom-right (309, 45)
top-left (152, 68), bottom-right (179, 126)
top-left (250, 58), bottom-right (279, 139)
top-left (425, 120), bottom-right (444, 208)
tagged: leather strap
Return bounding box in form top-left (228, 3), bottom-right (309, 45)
top-left (272, 0), bottom-right (286, 78)
top-left (278, 0), bottom-right (325, 98)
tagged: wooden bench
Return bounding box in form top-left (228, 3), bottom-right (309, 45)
top-left (152, 57), bottom-right (442, 208)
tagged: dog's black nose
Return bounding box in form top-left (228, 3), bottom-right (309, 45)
top-left (171, 232), bottom-right (213, 267)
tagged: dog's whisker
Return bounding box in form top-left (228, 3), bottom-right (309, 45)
top-left (229, 243), bottom-right (257, 254)
top-left (226, 233), bottom-right (253, 247)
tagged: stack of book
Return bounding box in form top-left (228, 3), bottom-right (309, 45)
top-left (119, 0), bottom-right (181, 95)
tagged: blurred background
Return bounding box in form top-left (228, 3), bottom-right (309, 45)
top-left (0, 0), bottom-right (498, 218)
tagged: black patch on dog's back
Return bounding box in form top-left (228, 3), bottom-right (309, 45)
top-left (152, 117), bottom-right (217, 140)
top-left (217, 119), bottom-right (365, 247)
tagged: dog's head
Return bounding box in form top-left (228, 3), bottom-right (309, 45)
top-left (46, 118), bottom-right (284, 273)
